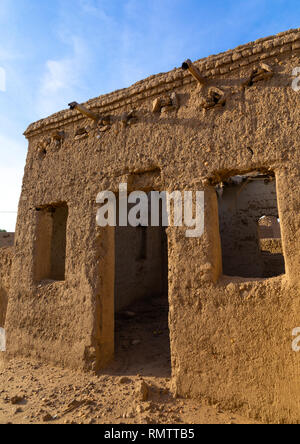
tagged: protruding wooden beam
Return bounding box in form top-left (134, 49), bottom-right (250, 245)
top-left (182, 59), bottom-right (206, 85)
top-left (68, 102), bottom-right (99, 121)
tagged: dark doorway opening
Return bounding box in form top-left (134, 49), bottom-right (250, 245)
top-left (113, 194), bottom-right (170, 377)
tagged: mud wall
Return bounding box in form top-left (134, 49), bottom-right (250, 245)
top-left (259, 216), bottom-right (281, 239)
top-left (4, 28), bottom-right (300, 422)
top-left (0, 247), bottom-right (13, 327)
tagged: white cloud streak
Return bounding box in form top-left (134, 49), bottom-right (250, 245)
top-left (0, 164), bottom-right (23, 231)
top-left (37, 36), bottom-right (90, 117)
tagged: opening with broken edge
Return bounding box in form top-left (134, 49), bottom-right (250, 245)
top-left (216, 171), bottom-right (285, 278)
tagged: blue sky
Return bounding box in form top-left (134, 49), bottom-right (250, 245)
top-left (0, 0), bottom-right (299, 231)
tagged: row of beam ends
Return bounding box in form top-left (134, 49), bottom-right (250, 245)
top-left (67, 59), bottom-right (274, 123)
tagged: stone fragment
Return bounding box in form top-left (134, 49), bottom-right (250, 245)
top-left (42, 413), bottom-right (54, 422)
top-left (10, 395), bottom-right (25, 405)
top-left (119, 376), bottom-right (132, 384)
top-left (152, 98), bottom-right (161, 113)
top-left (136, 405), bottom-right (144, 414)
top-left (136, 380), bottom-right (149, 402)
top-left (202, 87), bottom-right (226, 109)
top-left (292, 41), bottom-right (300, 50)
top-left (170, 92), bottom-right (179, 109)
top-left (99, 125), bottom-right (110, 132)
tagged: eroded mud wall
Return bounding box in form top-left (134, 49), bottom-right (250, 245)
top-left (0, 247), bottom-right (13, 327)
top-left (4, 28), bottom-right (300, 422)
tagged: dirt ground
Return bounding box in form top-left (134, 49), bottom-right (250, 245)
top-left (0, 295), bottom-right (258, 424)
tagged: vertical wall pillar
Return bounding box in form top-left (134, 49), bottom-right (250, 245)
top-left (169, 186), bottom-right (222, 394)
top-left (95, 225), bottom-right (115, 369)
top-left (276, 168), bottom-right (300, 284)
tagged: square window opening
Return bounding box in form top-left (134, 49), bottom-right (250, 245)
top-left (216, 171), bottom-right (285, 279)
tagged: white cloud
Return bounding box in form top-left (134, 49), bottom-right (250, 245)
top-left (0, 165), bottom-right (23, 232)
top-left (79, 0), bottom-right (99, 14)
top-left (78, 0), bottom-right (110, 22)
top-left (0, 131), bottom-right (26, 166)
top-left (37, 36), bottom-right (90, 117)
top-left (0, 133), bottom-right (26, 231)
top-left (0, 48), bottom-right (19, 61)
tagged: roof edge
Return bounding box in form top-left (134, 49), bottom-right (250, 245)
top-left (24, 27), bottom-right (300, 138)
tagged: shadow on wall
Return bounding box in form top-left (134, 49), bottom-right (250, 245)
top-left (0, 287), bottom-right (8, 328)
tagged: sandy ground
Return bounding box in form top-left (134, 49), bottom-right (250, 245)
top-left (0, 295), bottom-right (258, 424)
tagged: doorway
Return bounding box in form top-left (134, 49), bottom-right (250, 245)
top-left (113, 194), bottom-right (170, 377)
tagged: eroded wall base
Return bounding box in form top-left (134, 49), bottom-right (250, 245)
top-left (0, 247), bottom-right (13, 328)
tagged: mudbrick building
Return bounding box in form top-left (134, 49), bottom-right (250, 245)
top-left (1, 28), bottom-right (300, 423)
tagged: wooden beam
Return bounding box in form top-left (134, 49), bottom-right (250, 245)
top-left (68, 102), bottom-right (99, 121)
top-left (182, 59), bottom-right (206, 85)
